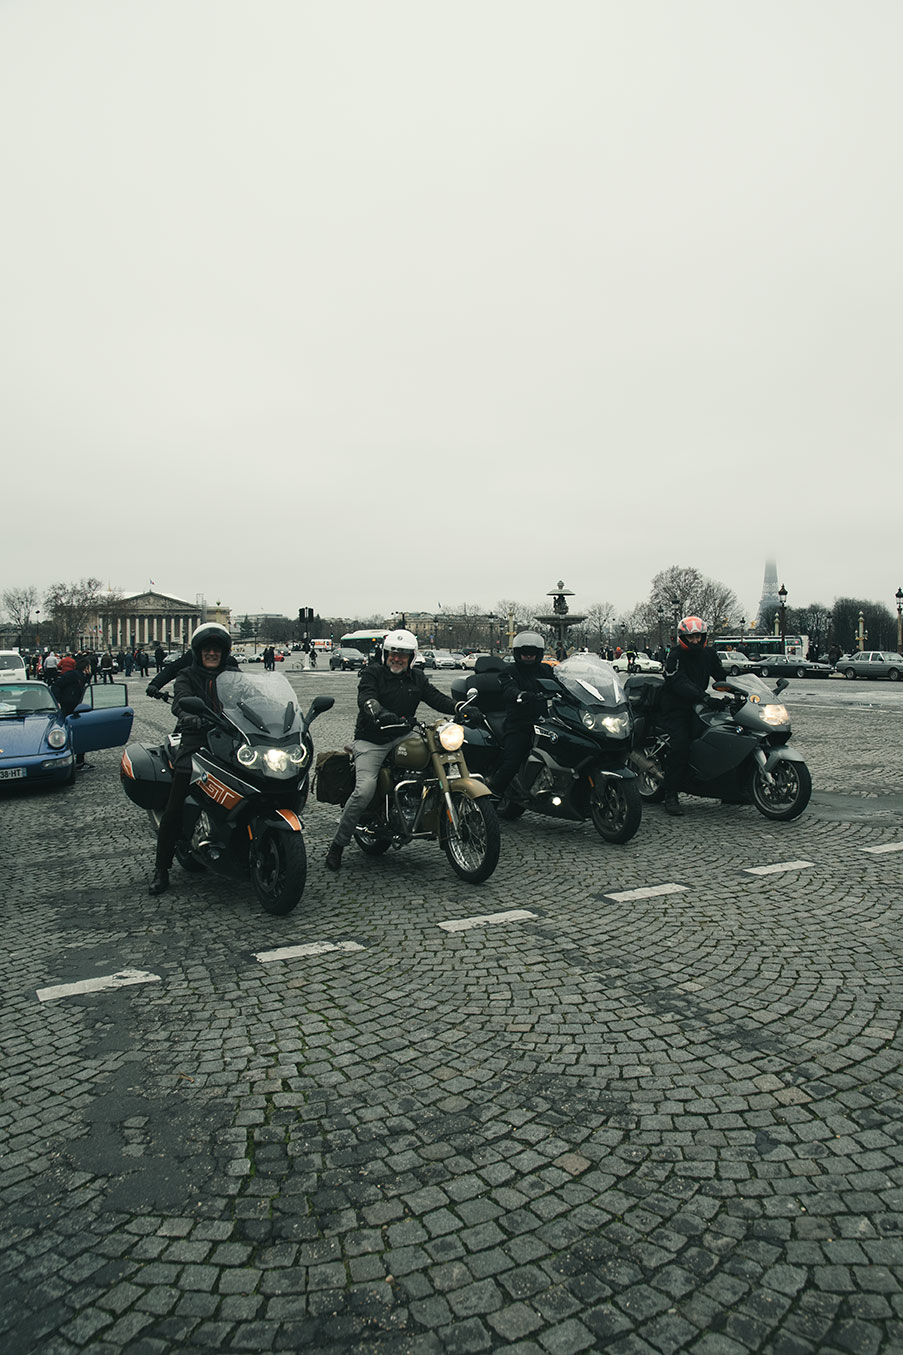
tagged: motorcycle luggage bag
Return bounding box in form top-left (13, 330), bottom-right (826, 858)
top-left (315, 750), bottom-right (355, 805)
top-left (119, 742), bottom-right (173, 810)
top-left (624, 674), bottom-right (663, 712)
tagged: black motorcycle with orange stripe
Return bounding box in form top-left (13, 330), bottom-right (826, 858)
top-left (121, 670), bottom-right (333, 914)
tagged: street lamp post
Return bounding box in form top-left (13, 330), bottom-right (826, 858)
top-left (487, 613), bottom-right (496, 655)
top-left (778, 584), bottom-right (787, 654)
top-left (656, 607), bottom-right (664, 651)
top-left (670, 598), bottom-right (680, 647)
top-left (896, 589), bottom-right (902, 652)
top-left (858, 612), bottom-right (866, 652)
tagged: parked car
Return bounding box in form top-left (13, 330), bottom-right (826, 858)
top-left (754, 654), bottom-right (833, 679)
top-left (0, 650), bottom-right (27, 679)
top-left (716, 649), bottom-right (759, 676)
top-left (0, 679), bottom-right (134, 788)
top-left (432, 651), bottom-right (459, 670)
top-left (412, 650), bottom-right (436, 670)
top-left (611, 651), bottom-right (663, 674)
top-left (329, 647), bottom-right (365, 671)
top-left (836, 650), bottom-right (903, 681)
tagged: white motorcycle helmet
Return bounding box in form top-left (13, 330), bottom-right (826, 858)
top-left (512, 631), bottom-right (546, 665)
top-left (190, 622), bottom-right (233, 661)
top-left (382, 628), bottom-right (418, 667)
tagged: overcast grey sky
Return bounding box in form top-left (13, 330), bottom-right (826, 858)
top-left (2, 0), bottom-right (901, 624)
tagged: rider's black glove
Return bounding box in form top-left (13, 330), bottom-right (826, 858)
top-left (179, 714), bottom-right (205, 731)
top-left (146, 684), bottom-right (163, 699)
top-left (379, 710), bottom-right (408, 729)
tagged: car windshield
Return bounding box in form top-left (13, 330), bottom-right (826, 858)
top-left (0, 684), bottom-right (58, 716)
top-left (554, 654), bottom-right (626, 707)
top-left (215, 671), bottom-right (302, 738)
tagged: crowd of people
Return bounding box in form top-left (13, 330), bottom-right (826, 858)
top-left (23, 643), bottom-right (178, 684)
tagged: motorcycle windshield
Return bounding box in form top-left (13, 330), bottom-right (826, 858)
top-left (215, 671), bottom-right (302, 738)
top-left (554, 654), bottom-right (627, 708)
top-left (721, 673), bottom-right (786, 703)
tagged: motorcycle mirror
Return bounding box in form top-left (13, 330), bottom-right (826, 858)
top-left (180, 696), bottom-right (207, 715)
top-left (775, 678), bottom-right (789, 694)
top-left (311, 695), bottom-right (335, 714)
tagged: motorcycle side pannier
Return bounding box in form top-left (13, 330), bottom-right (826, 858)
top-left (315, 750), bottom-right (355, 805)
top-left (119, 743), bottom-right (173, 810)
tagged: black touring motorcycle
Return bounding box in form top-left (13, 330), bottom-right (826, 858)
top-left (625, 671), bottom-right (812, 820)
top-left (452, 653), bottom-right (642, 844)
top-left (121, 670), bottom-right (334, 913)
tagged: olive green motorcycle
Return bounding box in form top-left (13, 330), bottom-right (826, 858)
top-left (351, 714), bottom-right (501, 883)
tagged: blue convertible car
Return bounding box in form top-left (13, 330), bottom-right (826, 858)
top-left (0, 680), bottom-right (134, 788)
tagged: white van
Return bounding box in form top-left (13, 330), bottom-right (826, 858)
top-left (0, 651), bottom-right (27, 679)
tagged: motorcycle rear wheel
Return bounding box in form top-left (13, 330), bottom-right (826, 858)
top-left (441, 796), bottom-right (501, 883)
top-left (590, 777), bottom-right (642, 843)
top-left (635, 742), bottom-right (666, 804)
top-left (252, 829), bottom-right (307, 914)
top-left (353, 819), bottom-right (394, 855)
top-left (749, 759), bottom-right (812, 821)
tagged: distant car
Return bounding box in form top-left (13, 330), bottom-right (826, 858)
top-left (837, 651), bottom-right (903, 681)
top-left (754, 654), bottom-right (832, 679)
top-left (611, 652), bottom-right (663, 674)
top-left (451, 653), bottom-right (468, 669)
top-left (716, 649), bottom-right (760, 676)
top-left (0, 651), bottom-right (27, 680)
top-left (412, 650), bottom-right (436, 669)
top-left (0, 679), bottom-right (134, 788)
top-left (329, 647), bottom-right (365, 671)
top-left (274, 651), bottom-right (285, 662)
top-left (432, 651), bottom-right (459, 670)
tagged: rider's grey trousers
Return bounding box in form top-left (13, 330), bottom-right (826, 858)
top-left (332, 733), bottom-right (408, 848)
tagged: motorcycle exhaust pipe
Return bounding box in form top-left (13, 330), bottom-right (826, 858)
top-left (629, 750), bottom-right (662, 780)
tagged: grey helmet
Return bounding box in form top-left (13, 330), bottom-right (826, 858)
top-left (512, 631), bottom-right (545, 665)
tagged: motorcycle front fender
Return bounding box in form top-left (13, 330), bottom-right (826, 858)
top-left (592, 765), bottom-right (638, 782)
top-left (763, 746), bottom-right (806, 772)
top-left (254, 809), bottom-right (304, 834)
top-left (449, 777), bottom-right (493, 799)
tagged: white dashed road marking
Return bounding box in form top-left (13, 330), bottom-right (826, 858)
top-left (438, 909), bottom-right (538, 932)
top-left (862, 842), bottom-right (903, 855)
top-left (254, 941), bottom-right (366, 963)
top-left (603, 884), bottom-right (688, 903)
top-left (36, 969), bottom-right (162, 1003)
top-left (742, 861), bottom-right (815, 875)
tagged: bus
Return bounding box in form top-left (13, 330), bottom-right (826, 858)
top-left (340, 629), bottom-right (389, 660)
top-left (717, 633), bottom-right (808, 659)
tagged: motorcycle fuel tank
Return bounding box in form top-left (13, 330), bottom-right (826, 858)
top-left (390, 734), bottom-right (430, 771)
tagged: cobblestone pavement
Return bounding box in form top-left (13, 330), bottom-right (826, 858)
top-left (2, 671), bottom-right (903, 1354)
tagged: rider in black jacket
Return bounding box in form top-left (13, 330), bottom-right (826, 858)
top-left (490, 631), bottom-right (557, 797)
top-left (661, 615), bottom-right (727, 816)
top-left (326, 629), bottom-right (456, 870)
top-left (148, 623), bottom-right (239, 896)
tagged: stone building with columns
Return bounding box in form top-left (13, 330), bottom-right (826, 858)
top-left (87, 590), bottom-right (231, 652)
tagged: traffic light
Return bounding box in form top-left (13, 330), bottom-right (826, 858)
top-left (298, 607), bottom-right (314, 621)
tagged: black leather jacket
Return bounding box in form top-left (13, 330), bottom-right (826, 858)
top-left (662, 645), bottom-right (727, 713)
top-left (354, 662), bottom-right (456, 745)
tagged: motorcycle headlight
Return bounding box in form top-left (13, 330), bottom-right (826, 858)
top-left (47, 727), bottom-right (67, 749)
top-left (263, 748), bottom-right (291, 774)
top-left (288, 744), bottom-right (308, 766)
top-left (439, 721), bottom-right (465, 752)
top-left (761, 704), bottom-right (790, 727)
top-left (237, 744), bottom-right (258, 767)
top-left (582, 710), bottom-right (630, 736)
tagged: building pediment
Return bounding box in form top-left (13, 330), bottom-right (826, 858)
top-left (120, 590), bottom-right (194, 612)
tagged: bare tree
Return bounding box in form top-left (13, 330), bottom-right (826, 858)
top-left (44, 578), bottom-right (107, 652)
top-left (2, 585), bottom-right (39, 638)
top-left (648, 565), bottom-right (739, 640)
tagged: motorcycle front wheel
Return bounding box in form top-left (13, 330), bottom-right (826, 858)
top-left (749, 759), bottom-right (812, 821)
top-left (441, 796), bottom-right (501, 883)
top-left (252, 830), bottom-right (307, 914)
top-left (590, 777), bottom-right (642, 843)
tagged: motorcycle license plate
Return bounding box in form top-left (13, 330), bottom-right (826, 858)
top-left (0, 767), bottom-right (26, 780)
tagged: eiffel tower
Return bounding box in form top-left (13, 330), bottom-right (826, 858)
top-left (756, 558), bottom-right (781, 631)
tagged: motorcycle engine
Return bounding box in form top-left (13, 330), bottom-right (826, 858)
top-left (191, 812), bottom-right (214, 850)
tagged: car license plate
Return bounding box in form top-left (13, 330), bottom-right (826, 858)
top-left (0, 767), bottom-right (26, 780)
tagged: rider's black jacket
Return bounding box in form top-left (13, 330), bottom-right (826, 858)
top-left (354, 662), bottom-right (455, 745)
top-left (147, 650), bottom-right (192, 694)
top-left (499, 659), bottom-right (557, 730)
top-left (662, 644), bottom-right (727, 714)
top-left (170, 653), bottom-right (240, 764)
